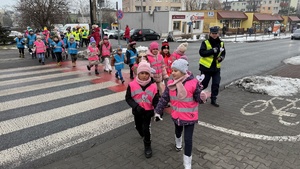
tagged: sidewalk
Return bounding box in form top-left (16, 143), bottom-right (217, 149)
top-left (40, 62), bottom-right (300, 169)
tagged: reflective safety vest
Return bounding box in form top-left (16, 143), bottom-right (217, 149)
top-left (168, 79), bottom-right (198, 123)
top-left (82, 30), bottom-right (89, 39)
top-left (148, 54), bottom-right (164, 75)
top-left (101, 43), bottom-right (111, 56)
top-left (27, 34), bottom-right (36, 46)
top-left (87, 46), bottom-right (99, 61)
top-left (66, 32), bottom-right (72, 40)
top-left (129, 80), bottom-right (157, 110)
top-left (52, 41), bottom-right (63, 53)
top-left (73, 32), bottom-right (81, 41)
top-left (16, 38), bottom-right (25, 48)
top-left (67, 42), bottom-right (78, 54)
top-left (128, 49), bottom-right (137, 64)
top-left (199, 40), bottom-right (224, 68)
top-left (34, 41), bottom-right (45, 54)
top-left (114, 54), bottom-right (125, 70)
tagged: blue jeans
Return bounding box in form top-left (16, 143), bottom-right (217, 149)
top-left (175, 123), bottom-right (195, 156)
top-left (37, 53), bottom-right (45, 62)
top-left (116, 69), bottom-right (123, 80)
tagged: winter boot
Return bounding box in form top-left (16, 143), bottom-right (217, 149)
top-left (87, 65), bottom-right (91, 71)
top-left (95, 69), bottom-right (99, 75)
top-left (183, 154), bottom-right (192, 169)
top-left (21, 53), bottom-right (25, 58)
top-left (144, 140), bottom-right (152, 158)
top-left (19, 53), bottom-right (21, 58)
top-left (211, 99), bottom-right (219, 107)
top-left (115, 72), bottom-right (119, 79)
top-left (175, 135), bottom-right (183, 151)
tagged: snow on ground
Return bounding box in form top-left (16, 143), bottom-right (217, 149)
top-left (283, 56), bottom-right (300, 65)
top-left (230, 54), bottom-right (300, 96)
top-left (233, 75), bottom-right (300, 96)
top-left (221, 33), bottom-right (291, 42)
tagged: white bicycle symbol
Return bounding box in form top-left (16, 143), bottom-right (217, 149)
top-left (240, 97), bottom-right (300, 126)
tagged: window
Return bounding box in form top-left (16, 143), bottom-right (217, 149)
top-left (173, 21), bottom-right (180, 30)
top-left (232, 3), bottom-right (235, 5)
top-left (170, 7), bottom-right (180, 11)
top-left (269, 1), bottom-right (271, 4)
top-left (149, 6), bottom-right (152, 11)
top-left (232, 20), bottom-right (241, 28)
top-left (165, 6), bottom-right (168, 10)
top-left (195, 21), bottom-right (201, 29)
top-left (268, 7), bottom-right (270, 10)
top-left (172, 0), bottom-right (181, 2)
top-left (155, 6), bottom-right (161, 11)
top-left (263, 7), bottom-right (265, 10)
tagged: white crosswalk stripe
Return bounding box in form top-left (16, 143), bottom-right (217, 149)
top-left (0, 64), bottom-right (132, 169)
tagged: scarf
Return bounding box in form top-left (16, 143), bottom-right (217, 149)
top-left (168, 74), bottom-right (189, 99)
top-left (136, 77), bottom-right (151, 87)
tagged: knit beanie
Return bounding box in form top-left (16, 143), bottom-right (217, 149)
top-left (171, 59), bottom-right (189, 74)
top-left (149, 41), bottom-right (159, 50)
top-left (161, 41), bottom-right (169, 50)
top-left (69, 35), bottom-right (74, 39)
top-left (176, 42), bottom-right (188, 53)
top-left (137, 60), bottom-right (151, 75)
top-left (90, 37), bottom-right (96, 44)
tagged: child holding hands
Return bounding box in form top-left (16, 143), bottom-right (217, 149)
top-left (125, 60), bottom-right (160, 159)
top-left (154, 59), bottom-right (210, 169)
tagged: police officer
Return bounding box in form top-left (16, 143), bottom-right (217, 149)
top-left (199, 26), bottom-right (226, 107)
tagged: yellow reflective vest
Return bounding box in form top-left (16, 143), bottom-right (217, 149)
top-left (72, 31), bottom-right (81, 41)
top-left (82, 30), bottom-right (89, 39)
top-left (199, 40), bottom-right (224, 68)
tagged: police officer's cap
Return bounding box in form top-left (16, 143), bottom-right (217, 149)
top-left (210, 26), bottom-right (219, 33)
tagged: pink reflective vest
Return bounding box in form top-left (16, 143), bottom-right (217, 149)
top-left (148, 54), bottom-right (164, 74)
top-left (171, 52), bottom-right (181, 62)
top-left (101, 43), bottom-right (111, 57)
top-left (168, 79), bottom-right (198, 123)
top-left (34, 41), bottom-right (45, 54)
top-left (129, 80), bottom-right (157, 110)
top-left (88, 46), bottom-right (99, 61)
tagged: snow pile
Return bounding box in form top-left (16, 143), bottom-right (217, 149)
top-left (283, 56), bottom-right (300, 65)
top-left (234, 75), bottom-right (300, 96)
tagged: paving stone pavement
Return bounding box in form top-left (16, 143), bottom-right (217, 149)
top-left (40, 63), bottom-right (300, 169)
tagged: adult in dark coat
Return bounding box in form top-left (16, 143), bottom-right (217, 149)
top-left (199, 26), bottom-right (226, 107)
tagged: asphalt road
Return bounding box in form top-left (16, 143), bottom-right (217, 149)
top-left (0, 38), bottom-right (299, 168)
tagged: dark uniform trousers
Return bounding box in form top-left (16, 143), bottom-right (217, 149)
top-left (201, 70), bottom-right (221, 101)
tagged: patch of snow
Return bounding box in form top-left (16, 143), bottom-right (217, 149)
top-left (234, 75), bottom-right (300, 96)
top-left (283, 56), bottom-right (300, 65)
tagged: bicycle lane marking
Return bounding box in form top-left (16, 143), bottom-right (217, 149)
top-left (198, 121), bottom-right (300, 142)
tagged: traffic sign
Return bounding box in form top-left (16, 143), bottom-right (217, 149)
top-left (116, 10), bottom-right (124, 20)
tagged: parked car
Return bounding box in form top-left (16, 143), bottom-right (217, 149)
top-left (291, 29), bottom-right (300, 40)
top-left (103, 29), bottom-right (109, 36)
top-left (113, 30), bottom-right (124, 40)
top-left (106, 30), bottom-right (118, 39)
top-left (130, 29), bottom-right (160, 41)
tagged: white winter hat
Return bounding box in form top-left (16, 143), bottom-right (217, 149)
top-left (171, 59), bottom-right (189, 74)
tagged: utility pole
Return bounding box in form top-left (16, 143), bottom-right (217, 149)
top-left (92, 0), bottom-right (97, 25)
top-left (141, 0), bottom-right (143, 29)
top-left (116, 2), bottom-right (120, 46)
top-left (90, 0), bottom-right (94, 25)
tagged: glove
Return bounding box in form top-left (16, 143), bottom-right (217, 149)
top-left (135, 105), bottom-right (145, 114)
top-left (213, 47), bottom-right (219, 53)
top-left (220, 47), bottom-right (224, 52)
top-left (200, 91), bottom-right (211, 103)
top-left (154, 113), bottom-right (163, 122)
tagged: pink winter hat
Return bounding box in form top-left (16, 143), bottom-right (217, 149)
top-left (149, 41), bottom-right (159, 50)
top-left (137, 60), bottom-right (152, 75)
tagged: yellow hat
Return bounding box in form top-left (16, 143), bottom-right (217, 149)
top-left (44, 27), bottom-right (47, 31)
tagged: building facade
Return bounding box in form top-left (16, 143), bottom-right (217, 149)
top-left (122, 0), bottom-right (183, 12)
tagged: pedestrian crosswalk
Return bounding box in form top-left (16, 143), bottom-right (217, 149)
top-left (0, 63), bottom-right (133, 169)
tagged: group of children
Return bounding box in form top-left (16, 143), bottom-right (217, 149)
top-left (124, 40), bottom-right (210, 169)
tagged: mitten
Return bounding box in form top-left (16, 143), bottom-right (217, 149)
top-left (200, 91), bottom-right (211, 103)
top-left (154, 113), bottom-right (163, 122)
top-left (135, 105), bottom-right (145, 114)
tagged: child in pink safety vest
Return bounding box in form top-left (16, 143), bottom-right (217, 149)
top-left (154, 59), bottom-right (211, 169)
top-left (86, 37), bottom-right (100, 75)
top-left (125, 60), bottom-right (160, 159)
top-left (99, 36), bottom-right (112, 73)
top-left (171, 42), bottom-right (188, 62)
top-left (132, 52), bottom-right (148, 77)
top-left (33, 35), bottom-right (46, 65)
top-left (147, 41), bottom-right (169, 96)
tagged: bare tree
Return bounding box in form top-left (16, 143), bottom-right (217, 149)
top-left (15, 0), bottom-right (70, 30)
top-left (183, 0), bottom-right (206, 11)
top-left (206, 0), bottom-right (222, 10)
